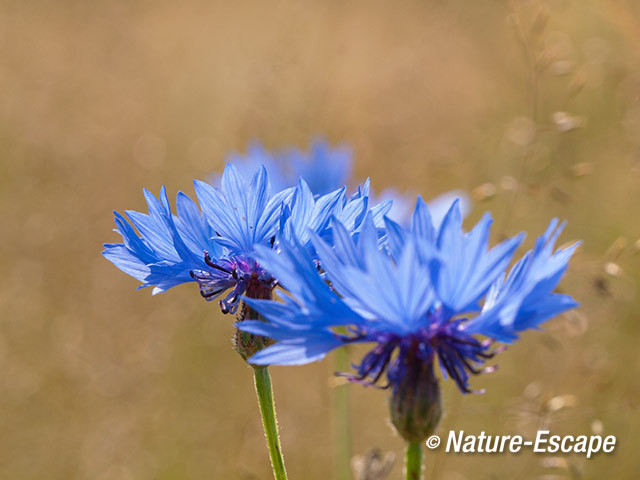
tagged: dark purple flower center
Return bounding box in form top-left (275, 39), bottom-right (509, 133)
top-left (190, 251), bottom-right (276, 314)
top-left (340, 316), bottom-right (498, 394)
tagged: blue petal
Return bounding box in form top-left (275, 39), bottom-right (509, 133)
top-left (248, 336), bottom-right (345, 366)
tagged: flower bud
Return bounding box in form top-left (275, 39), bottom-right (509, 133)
top-left (389, 356), bottom-right (442, 443)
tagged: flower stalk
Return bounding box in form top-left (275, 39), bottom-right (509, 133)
top-left (253, 365), bottom-right (288, 480)
top-left (236, 285), bottom-right (288, 480)
top-left (405, 441), bottom-right (423, 480)
top-left (334, 346), bottom-right (352, 480)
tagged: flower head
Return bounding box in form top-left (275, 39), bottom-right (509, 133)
top-left (219, 139), bottom-right (352, 196)
top-left (104, 163), bottom-right (389, 315)
top-left (238, 199), bottom-right (579, 438)
top-left (284, 140), bottom-right (352, 196)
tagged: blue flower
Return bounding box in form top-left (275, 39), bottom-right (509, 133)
top-left (218, 139), bottom-right (352, 196)
top-left (223, 143), bottom-right (290, 193)
top-left (104, 163), bottom-right (389, 315)
top-left (284, 140), bottom-right (352, 196)
top-left (238, 199), bottom-right (580, 395)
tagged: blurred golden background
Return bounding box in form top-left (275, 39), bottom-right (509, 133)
top-left (1, 1), bottom-right (639, 479)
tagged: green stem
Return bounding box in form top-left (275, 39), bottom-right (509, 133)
top-left (334, 347), bottom-right (352, 480)
top-left (253, 366), bottom-right (288, 480)
top-left (405, 441), bottom-right (423, 480)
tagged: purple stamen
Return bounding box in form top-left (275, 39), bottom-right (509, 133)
top-left (339, 308), bottom-right (499, 394)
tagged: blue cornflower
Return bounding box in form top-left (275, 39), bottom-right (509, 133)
top-left (223, 143), bottom-right (290, 192)
top-left (103, 163), bottom-right (389, 316)
top-left (219, 139), bottom-right (352, 196)
top-left (237, 199), bottom-right (579, 440)
top-left (284, 140), bottom-right (352, 196)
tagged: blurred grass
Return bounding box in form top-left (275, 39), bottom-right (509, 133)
top-left (0, 1), bottom-right (639, 479)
